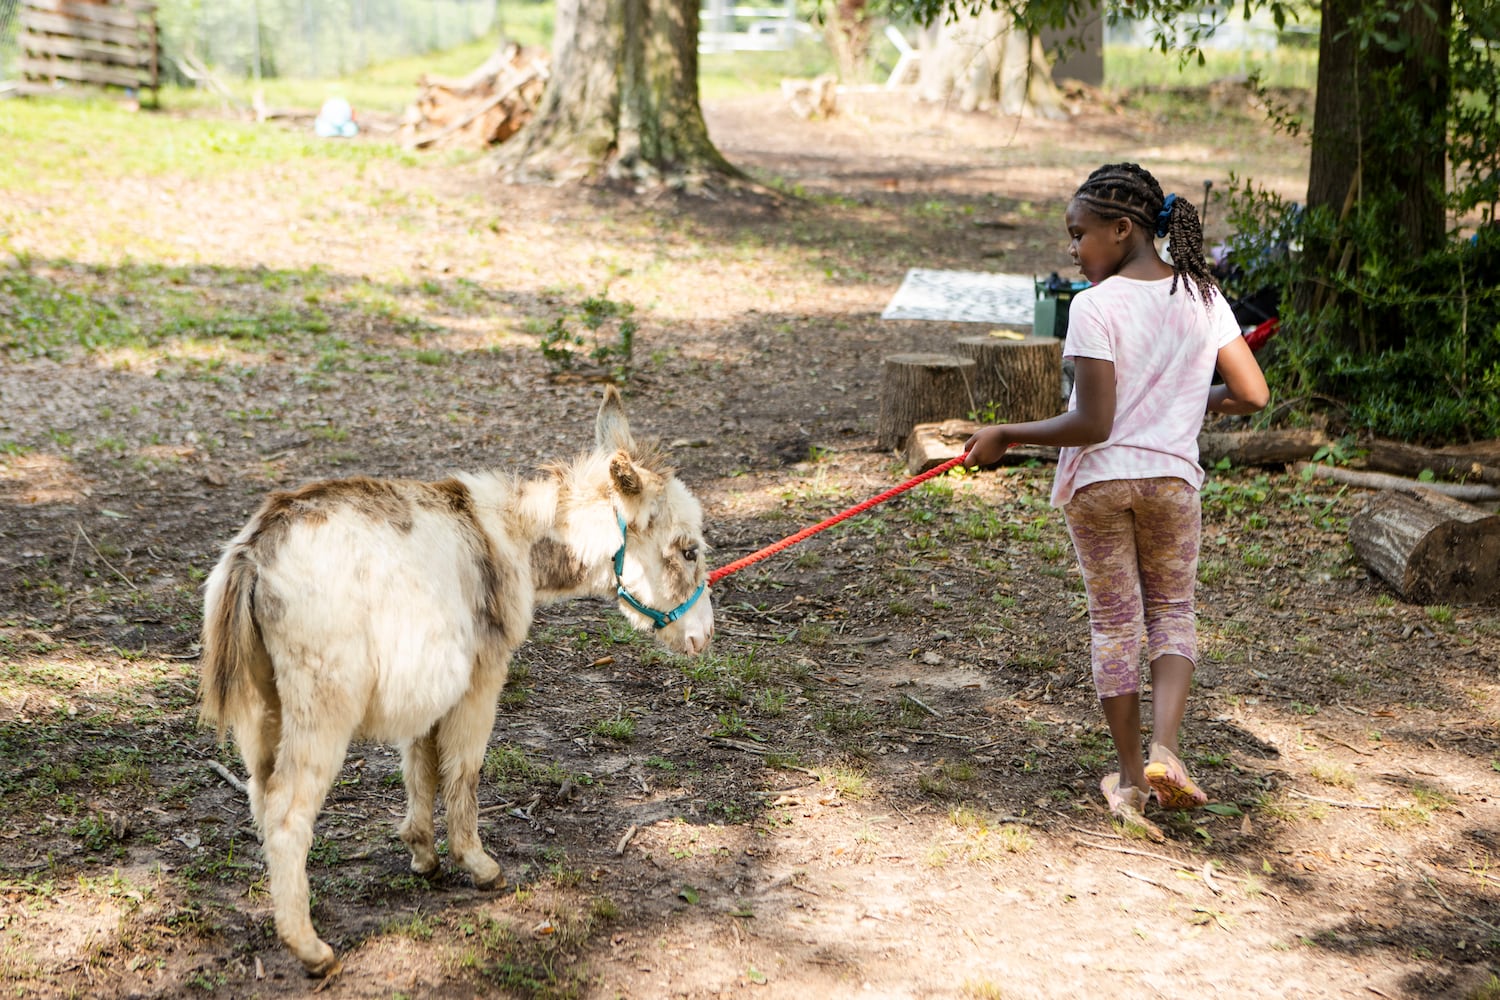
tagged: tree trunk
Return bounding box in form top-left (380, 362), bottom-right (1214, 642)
top-left (824, 0), bottom-right (872, 84)
top-left (1300, 0), bottom-right (1452, 347)
top-left (496, 0), bottom-right (739, 187)
top-left (877, 353), bottom-right (978, 451)
top-left (953, 335), bottom-right (1062, 421)
top-left (1349, 487), bottom-right (1500, 604)
top-left (915, 11), bottom-right (1065, 119)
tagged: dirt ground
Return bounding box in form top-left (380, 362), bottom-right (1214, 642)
top-left (2, 84), bottom-right (1498, 1000)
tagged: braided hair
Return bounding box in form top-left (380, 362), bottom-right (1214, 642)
top-left (1071, 162), bottom-right (1218, 307)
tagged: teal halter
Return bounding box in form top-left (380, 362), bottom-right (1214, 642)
top-left (613, 513), bottom-right (707, 630)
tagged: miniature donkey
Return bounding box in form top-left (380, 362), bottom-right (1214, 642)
top-left (200, 386), bottom-right (714, 975)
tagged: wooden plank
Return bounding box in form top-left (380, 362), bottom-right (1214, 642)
top-left (18, 54), bottom-right (145, 88)
top-left (20, 32), bottom-right (149, 68)
top-left (24, 0), bottom-right (144, 31)
top-left (20, 9), bottom-right (147, 47)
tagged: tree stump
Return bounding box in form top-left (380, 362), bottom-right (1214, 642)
top-left (954, 335), bottom-right (1063, 421)
top-left (877, 353), bottom-right (978, 451)
top-left (1349, 487), bottom-right (1500, 604)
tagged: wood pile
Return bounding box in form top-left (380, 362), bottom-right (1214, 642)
top-left (17, 0), bottom-right (159, 100)
top-left (399, 44), bottom-right (549, 151)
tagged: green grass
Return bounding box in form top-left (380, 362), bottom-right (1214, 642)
top-left (1104, 41), bottom-right (1319, 91)
top-left (0, 98), bottom-right (419, 193)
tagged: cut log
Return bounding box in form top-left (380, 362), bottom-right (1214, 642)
top-left (1349, 487), bottom-right (1500, 604)
top-left (1362, 438), bottom-right (1500, 486)
top-left (904, 418), bottom-right (1058, 473)
top-left (1296, 463), bottom-right (1500, 503)
top-left (953, 335), bottom-right (1063, 421)
top-left (1199, 428), bottom-right (1329, 468)
top-left (877, 353), bottom-right (978, 452)
top-left (400, 44), bottom-right (549, 150)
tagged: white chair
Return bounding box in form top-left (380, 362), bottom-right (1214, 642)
top-left (884, 25), bottom-right (920, 90)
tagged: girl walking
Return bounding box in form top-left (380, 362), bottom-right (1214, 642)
top-left (964, 163), bottom-right (1269, 839)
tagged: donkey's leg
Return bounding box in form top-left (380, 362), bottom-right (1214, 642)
top-left (397, 731), bottom-right (440, 875)
top-left (235, 700), bottom-right (280, 835)
top-left (435, 660), bottom-right (509, 889)
top-left (261, 724), bottom-right (351, 977)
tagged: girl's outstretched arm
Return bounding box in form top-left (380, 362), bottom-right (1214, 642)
top-left (1210, 337), bottom-right (1270, 415)
top-left (964, 357), bottom-right (1116, 467)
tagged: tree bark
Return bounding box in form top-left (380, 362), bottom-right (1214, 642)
top-left (953, 335), bottom-right (1062, 421)
top-left (495, 0), bottom-right (739, 187)
top-left (915, 11), bottom-right (1065, 119)
top-left (1300, 0), bottom-right (1452, 347)
top-left (1349, 487), bottom-right (1500, 604)
top-left (824, 0), bottom-right (872, 84)
top-left (877, 353), bottom-right (978, 451)
top-left (1198, 429), bottom-right (1330, 468)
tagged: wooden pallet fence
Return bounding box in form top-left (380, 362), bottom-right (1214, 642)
top-left (18, 0), bottom-right (159, 99)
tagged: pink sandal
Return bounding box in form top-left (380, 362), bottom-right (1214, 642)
top-left (1145, 745), bottom-right (1209, 810)
top-left (1101, 772), bottom-right (1164, 842)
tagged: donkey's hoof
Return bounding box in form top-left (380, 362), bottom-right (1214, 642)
top-left (470, 859), bottom-right (505, 890)
top-left (299, 942), bottom-right (341, 978)
top-left (409, 855), bottom-right (440, 876)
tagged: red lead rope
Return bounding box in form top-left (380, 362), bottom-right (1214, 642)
top-left (707, 453), bottom-right (971, 587)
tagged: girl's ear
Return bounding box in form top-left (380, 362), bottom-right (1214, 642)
top-left (1113, 216), bottom-right (1134, 242)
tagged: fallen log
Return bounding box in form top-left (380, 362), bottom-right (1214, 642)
top-left (1295, 463), bottom-right (1500, 503)
top-left (400, 43), bottom-right (549, 150)
top-left (1199, 428), bottom-right (1328, 468)
top-left (907, 422), bottom-right (1329, 474)
top-left (1361, 438), bottom-right (1500, 486)
top-left (1348, 487), bottom-right (1500, 604)
top-left (903, 419), bottom-right (1057, 473)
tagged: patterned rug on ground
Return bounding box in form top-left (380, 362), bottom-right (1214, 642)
top-left (881, 269), bottom-right (1037, 325)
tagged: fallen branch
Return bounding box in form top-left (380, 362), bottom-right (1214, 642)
top-left (75, 524), bottom-right (140, 592)
top-left (1287, 788), bottom-right (1383, 810)
top-left (1421, 874), bottom-right (1500, 935)
top-left (1295, 463), bottom-right (1500, 502)
top-left (1120, 868), bottom-right (1190, 895)
top-left (900, 692), bottom-right (942, 718)
top-left (208, 759), bottom-right (249, 797)
top-left (614, 824), bottom-right (638, 856)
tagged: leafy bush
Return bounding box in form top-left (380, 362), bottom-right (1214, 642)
top-left (1221, 185), bottom-right (1500, 445)
top-left (537, 291), bottom-right (637, 381)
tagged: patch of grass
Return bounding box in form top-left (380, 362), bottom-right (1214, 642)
top-left (1308, 762), bottom-right (1356, 789)
top-left (815, 765), bottom-right (869, 802)
top-left (481, 744), bottom-right (583, 796)
top-left (591, 712), bottom-right (636, 742)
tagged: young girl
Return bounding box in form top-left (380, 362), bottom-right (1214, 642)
top-left (965, 163), bottom-right (1269, 839)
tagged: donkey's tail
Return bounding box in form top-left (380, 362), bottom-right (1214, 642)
top-left (199, 546), bottom-right (273, 740)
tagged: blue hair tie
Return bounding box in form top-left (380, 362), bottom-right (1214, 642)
top-left (1154, 193), bottom-right (1178, 238)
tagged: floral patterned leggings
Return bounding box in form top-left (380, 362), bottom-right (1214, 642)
top-left (1063, 477), bottom-right (1201, 700)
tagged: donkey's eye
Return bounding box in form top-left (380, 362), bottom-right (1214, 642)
top-left (683, 547), bottom-right (699, 563)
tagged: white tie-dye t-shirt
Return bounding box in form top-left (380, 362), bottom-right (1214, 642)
top-left (1051, 275), bottom-right (1242, 507)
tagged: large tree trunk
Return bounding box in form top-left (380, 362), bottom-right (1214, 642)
top-left (915, 11), bottom-right (1065, 119)
top-left (1300, 0), bottom-right (1452, 348)
top-left (824, 0), bottom-right (873, 84)
top-left (496, 0), bottom-right (739, 188)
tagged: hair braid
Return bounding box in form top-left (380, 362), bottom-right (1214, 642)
top-left (1072, 162), bottom-right (1219, 308)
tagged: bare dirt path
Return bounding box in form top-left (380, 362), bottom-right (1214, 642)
top-left (1, 87), bottom-right (1497, 1000)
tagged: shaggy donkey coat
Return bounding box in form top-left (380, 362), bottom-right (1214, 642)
top-left (200, 387), bottom-right (713, 975)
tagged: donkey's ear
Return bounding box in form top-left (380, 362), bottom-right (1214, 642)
top-left (595, 385), bottom-right (635, 453)
top-left (609, 452), bottom-right (645, 497)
